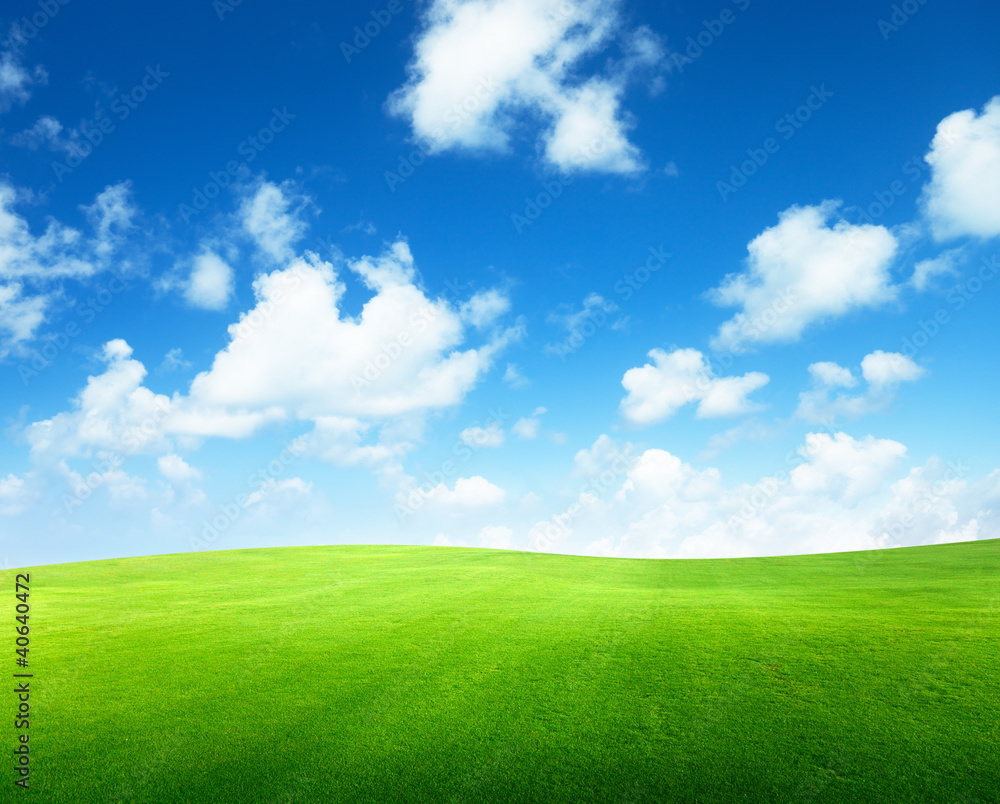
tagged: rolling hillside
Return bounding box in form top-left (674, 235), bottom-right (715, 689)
top-left (4, 540), bottom-right (999, 803)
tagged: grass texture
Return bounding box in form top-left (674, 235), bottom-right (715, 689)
top-left (3, 539), bottom-right (998, 802)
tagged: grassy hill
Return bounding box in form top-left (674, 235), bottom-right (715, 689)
top-left (3, 540), bottom-right (999, 803)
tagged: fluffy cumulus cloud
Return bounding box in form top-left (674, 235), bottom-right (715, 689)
top-left (182, 243), bottom-right (520, 424)
top-left (20, 182), bottom-right (521, 504)
top-left (620, 347), bottom-right (768, 427)
top-left (387, 0), bottom-right (663, 173)
top-left (239, 180), bottom-right (307, 263)
top-left (184, 249), bottom-right (235, 310)
top-left (426, 475), bottom-right (506, 506)
top-left (25, 340), bottom-right (174, 464)
top-left (568, 432), bottom-right (999, 559)
top-left (920, 96), bottom-right (1000, 240)
top-left (796, 350), bottom-right (926, 424)
top-left (708, 202), bottom-right (898, 352)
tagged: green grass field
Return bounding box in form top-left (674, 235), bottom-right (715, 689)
top-left (3, 539), bottom-right (999, 803)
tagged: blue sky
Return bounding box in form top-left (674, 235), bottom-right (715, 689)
top-left (1, 0), bottom-right (998, 567)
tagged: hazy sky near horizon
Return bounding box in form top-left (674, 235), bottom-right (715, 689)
top-left (1, 0), bottom-right (998, 567)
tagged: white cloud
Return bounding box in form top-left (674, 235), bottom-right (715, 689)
top-left (387, 0), bottom-right (663, 174)
top-left (619, 347), bottom-right (768, 427)
top-left (19, 186), bottom-right (524, 509)
top-left (502, 362), bottom-right (530, 388)
top-left (0, 180), bottom-right (136, 354)
top-left (860, 350), bottom-right (926, 388)
top-left (460, 424), bottom-right (504, 448)
top-left (81, 182), bottom-right (137, 259)
top-left (545, 293), bottom-right (619, 358)
top-left (426, 475), bottom-right (506, 506)
top-left (911, 248), bottom-right (963, 291)
top-left (184, 250), bottom-right (235, 310)
top-left (788, 432), bottom-right (907, 503)
top-left (25, 340), bottom-right (174, 463)
top-left (577, 431), bottom-right (997, 559)
top-left (0, 45), bottom-right (46, 113)
top-left (159, 348), bottom-right (192, 372)
top-left (239, 181), bottom-right (307, 263)
top-left (808, 361), bottom-right (856, 388)
top-left (709, 201), bottom-right (898, 351)
top-left (157, 454), bottom-right (202, 484)
top-left (0, 473), bottom-right (31, 516)
top-left (460, 288), bottom-right (511, 329)
top-left (9, 115), bottom-right (69, 150)
top-left (796, 351), bottom-right (925, 424)
top-left (244, 477), bottom-right (313, 507)
top-left (0, 283), bottom-right (47, 357)
top-left (183, 243), bottom-right (520, 423)
top-left (573, 432), bottom-right (631, 476)
top-left (512, 406), bottom-right (547, 439)
top-left (920, 96), bottom-right (1000, 240)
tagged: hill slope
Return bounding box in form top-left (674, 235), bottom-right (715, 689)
top-left (4, 540), bottom-right (999, 803)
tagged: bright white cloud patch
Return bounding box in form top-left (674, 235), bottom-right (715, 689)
top-left (920, 96), bottom-right (1000, 240)
top-left (619, 347), bottom-right (768, 427)
top-left (709, 202), bottom-right (898, 351)
top-left (157, 454), bottom-right (202, 484)
top-left (796, 351), bottom-right (925, 424)
top-left (459, 288), bottom-right (511, 329)
top-left (575, 432), bottom-right (997, 559)
top-left (183, 244), bottom-right (519, 423)
top-left (860, 350), bottom-right (926, 388)
top-left (387, 0), bottom-right (663, 174)
top-left (426, 475), bottom-right (506, 506)
top-left (184, 250), bottom-right (235, 310)
top-left (808, 361), bottom-right (856, 388)
top-left (25, 340), bottom-right (174, 463)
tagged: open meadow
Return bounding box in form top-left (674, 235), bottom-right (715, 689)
top-left (4, 539), bottom-right (998, 803)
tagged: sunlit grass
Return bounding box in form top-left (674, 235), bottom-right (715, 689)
top-left (6, 539), bottom-right (999, 802)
